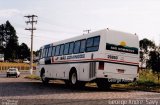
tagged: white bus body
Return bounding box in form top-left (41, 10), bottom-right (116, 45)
top-left (36, 29), bottom-right (139, 88)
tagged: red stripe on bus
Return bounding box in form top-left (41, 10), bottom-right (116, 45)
top-left (95, 58), bottom-right (138, 65)
top-left (51, 58), bottom-right (138, 65)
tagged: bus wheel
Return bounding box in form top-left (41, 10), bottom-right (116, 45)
top-left (96, 80), bottom-right (111, 90)
top-left (41, 71), bottom-right (49, 84)
top-left (69, 71), bottom-right (77, 87)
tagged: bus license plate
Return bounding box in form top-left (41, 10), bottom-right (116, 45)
top-left (117, 69), bottom-right (125, 73)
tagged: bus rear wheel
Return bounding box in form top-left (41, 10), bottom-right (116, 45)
top-left (41, 71), bottom-right (49, 84)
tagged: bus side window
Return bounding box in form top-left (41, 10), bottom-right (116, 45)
top-left (39, 49), bottom-right (42, 59)
top-left (86, 36), bottom-right (100, 52)
top-left (92, 36), bottom-right (100, 51)
top-left (59, 44), bottom-right (64, 56)
top-left (80, 39), bottom-right (86, 53)
top-left (45, 48), bottom-right (49, 57)
top-left (86, 37), bottom-right (93, 52)
top-left (42, 49), bottom-right (46, 58)
top-left (64, 43), bottom-right (69, 55)
top-left (51, 46), bottom-right (55, 56)
top-left (69, 42), bottom-right (74, 54)
top-left (86, 38), bottom-right (93, 46)
top-left (93, 36), bottom-right (100, 46)
top-left (55, 45), bottom-right (60, 56)
top-left (73, 41), bottom-right (80, 54)
top-left (47, 47), bottom-right (52, 57)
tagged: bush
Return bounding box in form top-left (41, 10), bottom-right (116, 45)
top-left (25, 74), bottom-right (40, 80)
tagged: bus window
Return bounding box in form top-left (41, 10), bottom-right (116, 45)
top-left (93, 36), bottom-right (100, 46)
top-left (74, 41), bottom-right (80, 54)
top-left (45, 48), bottom-right (49, 57)
top-left (69, 42), bottom-right (74, 54)
top-left (64, 43), bottom-right (69, 55)
top-left (80, 39), bottom-right (86, 53)
top-left (51, 46), bottom-right (55, 56)
top-left (55, 45), bottom-right (60, 56)
top-left (86, 38), bottom-right (93, 48)
top-left (42, 49), bottom-right (46, 58)
top-left (39, 49), bottom-right (42, 58)
top-left (86, 36), bottom-right (100, 52)
top-left (60, 44), bottom-right (64, 56)
top-left (48, 47), bottom-right (52, 57)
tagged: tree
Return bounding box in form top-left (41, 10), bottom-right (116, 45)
top-left (140, 38), bottom-right (155, 53)
top-left (139, 38), bottom-right (155, 69)
top-left (147, 49), bottom-right (160, 81)
top-left (0, 24), bottom-right (6, 52)
top-left (18, 43), bottom-right (30, 60)
top-left (5, 35), bottom-right (19, 61)
top-left (0, 21), bottom-right (19, 61)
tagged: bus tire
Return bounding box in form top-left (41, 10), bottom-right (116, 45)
top-left (69, 71), bottom-right (78, 87)
top-left (41, 69), bottom-right (49, 84)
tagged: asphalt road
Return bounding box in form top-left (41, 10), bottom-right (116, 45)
top-left (0, 71), bottom-right (160, 105)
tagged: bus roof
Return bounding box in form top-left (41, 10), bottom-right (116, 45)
top-left (40, 29), bottom-right (138, 49)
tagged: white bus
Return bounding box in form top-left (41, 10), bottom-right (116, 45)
top-left (36, 29), bottom-right (139, 89)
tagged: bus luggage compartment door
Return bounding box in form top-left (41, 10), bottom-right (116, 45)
top-left (89, 62), bottom-right (96, 79)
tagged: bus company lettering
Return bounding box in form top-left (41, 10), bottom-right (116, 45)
top-left (110, 46), bottom-right (134, 53)
top-left (67, 54), bottom-right (85, 59)
top-left (118, 47), bottom-right (134, 53)
top-left (54, 54), bottom-right (85, 61)
top-left (111, 46), bottom-right (117, 50)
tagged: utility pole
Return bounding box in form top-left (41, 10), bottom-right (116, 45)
top-left (83, 29), bottom-right (91, 34)
top-left (24, 15), bottom-right (38, 75)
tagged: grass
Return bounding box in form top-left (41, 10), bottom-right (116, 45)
top-left (25, 74), bottom-right (41, 80)
top-left (113, 70), bottom-right (160, 92)
top-left (0, 62), bottom-right (37, 71)
top-left (24, 69), bottom-right (160, 92)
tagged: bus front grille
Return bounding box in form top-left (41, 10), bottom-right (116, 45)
top-left (89, 62), bottom-right (96, 78)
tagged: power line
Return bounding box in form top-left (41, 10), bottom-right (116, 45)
top-left (17, 32), bottom-right (55, 40)
top-left (38, 17), bottom-right (82, 32)
top-left (24, 14), bottom-right (38, 75)
top-left (37, 27), bottom-right (80, 35)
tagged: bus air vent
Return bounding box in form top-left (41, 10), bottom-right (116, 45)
top-left (89, 62), bottom-right (96, 78)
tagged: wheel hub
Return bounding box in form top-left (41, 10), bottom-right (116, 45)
top-left (71, 73), bottom-right (77, 84)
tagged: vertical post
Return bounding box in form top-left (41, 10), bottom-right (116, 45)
top-left (24, 15), bottom-right (38, 75)
top-left (30, 16), bottom-right (34, 75)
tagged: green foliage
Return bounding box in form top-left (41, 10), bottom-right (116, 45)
top-left (0, 24), bottom-right (6, 48)
top-left (139, 38), bottom-right (155, 69)
top-left (0, 21), bottom-right (30, 61)
top-left (139, 38), bottom-right (155, 53)
top-left (0, 21), bottom-right (19, 61)
top-left (113, 70), bottom-right (160, 92)
top-left (147, 51), bottom-right (160, 74)
top-left (0, 46), bottom-right (4, 54)
top-left (25, 74), bottom-right (40, 80)
top-left (139, 38), bottom-right (160, 81)
top-left (18, 43), bottom-right (30, 59)
top-left (137, 70), bottom-right (159, 85)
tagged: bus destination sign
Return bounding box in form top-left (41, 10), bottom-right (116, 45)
top-left (106, 43), bottom-right (138, 54)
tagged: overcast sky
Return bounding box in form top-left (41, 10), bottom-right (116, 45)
top-left (0, 0), bottom-right (160, 50)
